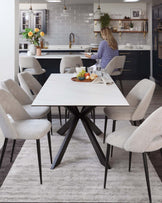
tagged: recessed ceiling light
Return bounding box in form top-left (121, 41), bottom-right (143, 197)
top-left (47, 0), bottom-right (61, 2)
top-left (124, 0), bottom-right (140, 2)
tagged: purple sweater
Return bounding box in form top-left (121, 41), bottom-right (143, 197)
top-left (91, 40), bottom-right (119, 69)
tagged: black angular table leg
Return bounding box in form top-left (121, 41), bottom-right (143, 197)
top-left (51, 116), bottom-right (79, 169)
top-left (81, 116), bottom-right (108, 167)
top-left (86, 117), bottom-right (103, 136)
top-left (57, 117), bottom-right (73, 135)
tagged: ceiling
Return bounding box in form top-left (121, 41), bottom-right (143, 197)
top-left (19, 0), bottom-right (152, 4)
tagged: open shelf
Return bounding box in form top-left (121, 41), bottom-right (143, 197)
top-left (94, 18), bottom-right (148, 21)
top-left (94, 31), bottom-right (148, 33)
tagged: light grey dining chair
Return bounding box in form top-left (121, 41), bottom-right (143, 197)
top-left (104, 55), bottom-right (126, 93)
top-left (60, 56), bottom-right (83, 74)
top-left (19, 56), bottom-right (46, 75)
top-left (17, 72), bottom-right (62, 126)
top-left (19, 56), bottom-right (46, 85)
top-left (0, 89), bottom-right (52, 184)
top-left (1, 79), bottom-right (51, 120)
top-left (1, 79), bottom-right (53, 161)
top-left (103, 79), bottom-right (156, 167)
top-left (104, 107), bottom-right (162, 203)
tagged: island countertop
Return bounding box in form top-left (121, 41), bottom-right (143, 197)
top-left (19, 44), bottom-right (151, 55)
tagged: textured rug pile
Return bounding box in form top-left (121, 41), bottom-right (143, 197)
top-left (0, 119), bottom-right (161, 202)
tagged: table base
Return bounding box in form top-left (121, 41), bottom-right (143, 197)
top-left (51, 106), bottom-right (110, 169)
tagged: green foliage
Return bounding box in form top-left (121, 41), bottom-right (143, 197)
top-left (100, 13), bottom-right (111, 29)
top-left (129, 22), bottom-right (134, 28)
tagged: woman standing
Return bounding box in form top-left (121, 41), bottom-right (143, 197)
top-left (85, 27), bottom-right (119, 69)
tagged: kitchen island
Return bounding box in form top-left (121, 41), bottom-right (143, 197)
top-left (19, 45), bottom-right (151, 80)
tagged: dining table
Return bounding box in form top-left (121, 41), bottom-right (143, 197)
top-left (32, 73), bottom-right (129, 169)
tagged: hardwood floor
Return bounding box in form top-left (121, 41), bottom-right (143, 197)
top-left (0, 79), bottom-right (161, 186)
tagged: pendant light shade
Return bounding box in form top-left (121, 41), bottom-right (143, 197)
top-left (63, 0), bottom-right (67, 11)
top-left (26, 0), bottom-right (34, 18)
top-left (94, 0), bottom-right (102, 20)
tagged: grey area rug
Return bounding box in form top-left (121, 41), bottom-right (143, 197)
top-left (0, 119), bottom-right (162, 202)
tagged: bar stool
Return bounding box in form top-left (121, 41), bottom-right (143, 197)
top-left (19, 56), bottom-right (46, 85)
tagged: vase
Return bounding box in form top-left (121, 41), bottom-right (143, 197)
top-left (36, 47), bottom-right (41, 56)
top-left (28, 44), bottom-right (36, 55)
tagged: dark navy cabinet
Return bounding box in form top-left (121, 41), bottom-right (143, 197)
top-left (119, 51), bottom-right (150, 80)
top-left (152, 4), bottom-right (162, 84)
top-left (38, 58), bottom-right (96, 80)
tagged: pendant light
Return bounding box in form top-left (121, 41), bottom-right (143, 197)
top-left (63, 0), bottom-right (67, 11)
top-left (94, 0), bottom-right (102, 20)
top-left (25, 0), bottom-right (34, 20)
top-left (61, 0), bottom-right (69, 16)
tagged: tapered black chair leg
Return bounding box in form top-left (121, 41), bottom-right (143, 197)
top-left (10, 140), bottom-right (16, 163)
top-left (58, 106), bottom-right (62, 126)
top-left (36, 139), bottom-right (42, 184)
top-left (103, 116), bottom-right (108, 144)
top-left (47, 109), bottom-right (53, 135)
top-left (104, 144), bottom-right (110, 189)
top-left (111, 120), bottom-right (116, 157)
top-left (92, 108), bottom-right (95, 123)
top-left (65, 108), bottom-right (68, 123)
top-left (47, 132), bottom-right (52, 164)
top-left (128, 152), bottom-right (132, 172)
top-left (160, 148), bottom-right (162, 157)
top-left (0, 138), bottom-right (8, 168)
top-left (119, 78), bottom-right (124, 95)
top-left (142, 153), bottom-right (152, 203)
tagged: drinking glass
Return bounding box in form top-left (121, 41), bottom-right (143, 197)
top-left (88, 67), bottom-right (93, 74)
top-left (96, 66), bottom-right (101, 76)
top-left (101, 69), bottom-right (105, 77)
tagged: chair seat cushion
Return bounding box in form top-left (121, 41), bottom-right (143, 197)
top-left (12, 119), bottom-right (51, 140)
top-left (106, 126), bottom-right (137, 149)
top-left (24, 105), bottom-right (50, 119)
top-left (104, 106), bottom-right (135, 120)
top-left (23, 68), bottom-right (46, 75)
top-left (111, 70), bottom-right (121, 76)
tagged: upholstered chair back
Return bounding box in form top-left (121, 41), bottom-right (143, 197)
top-left (1, 79), bottom-right (32, 105)
top-left (18, 72), bottom-right (42, 100)
top-left (105, 55), bottom-right (126, 75)
top-left (0, 105), bottom-right (18, 139)
top-left (126, 79), bottom-right (155, 121)
top-left (60, 56), bottom-right (83, 74)
top-left (0, 89), bottom-right (30, 121)
top-left (124, 107), bottom-right (162, 153)
top-left (19, 56), bottom-right (44, 75)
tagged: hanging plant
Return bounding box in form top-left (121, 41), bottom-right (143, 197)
top-left (100, 13), bottom-right (111, 29)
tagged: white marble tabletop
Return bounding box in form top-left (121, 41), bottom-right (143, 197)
top-left (32, 74), bottom-right (129, 107)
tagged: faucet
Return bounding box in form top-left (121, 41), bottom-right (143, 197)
top-left (69, 32), bottom-right (75, 48)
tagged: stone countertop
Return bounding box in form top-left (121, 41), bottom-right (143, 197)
top-left (19, 45), bottom-right (151, 59)
top-left (19, 44), bottom-right (151, 52)
top-left (20, 52), bottom-right (89, 59)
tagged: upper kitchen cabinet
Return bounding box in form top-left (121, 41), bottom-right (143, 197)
top-left (20, 9), bottom-right (48, 33)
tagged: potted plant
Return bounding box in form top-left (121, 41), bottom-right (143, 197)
top-left (129, 22), bottom-right (134, 31)
top-left (22, 28), bottom-right (45, 56)
top-left (100, 13), bottom-right (111, 29)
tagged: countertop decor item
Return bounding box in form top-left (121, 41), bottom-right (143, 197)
top-left (22, 28), bottom-right (45, 55)
top-left (129, 21), bottom-right (134, 30)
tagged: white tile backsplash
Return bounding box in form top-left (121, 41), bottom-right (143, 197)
top-left (19, 2), bottom-right (151, 47)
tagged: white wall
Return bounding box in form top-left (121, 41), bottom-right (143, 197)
top-left (19, 3), bottom-right (47, 9)
top-left (0, 1), bottom-right (19, 81)
top-left (94, 3), bottom-right (147, 18)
